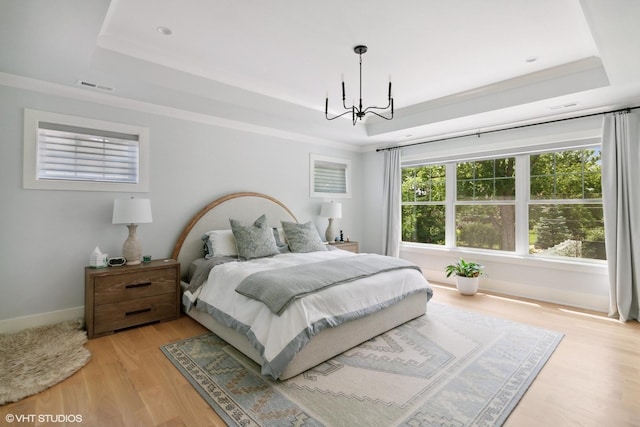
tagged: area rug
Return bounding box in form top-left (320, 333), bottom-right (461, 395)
top-left (0, 320), bottom-right (91, 405)
top-left (161, 303), bottom-right (563, 426)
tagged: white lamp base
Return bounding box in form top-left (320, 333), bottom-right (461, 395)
top-left (325, 217), bottom-right (337, 242)
top-left (122, 224), bottom-right (142, 265)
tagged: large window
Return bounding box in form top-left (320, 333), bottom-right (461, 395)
top-left (401, 146), bottom-right (605, 261)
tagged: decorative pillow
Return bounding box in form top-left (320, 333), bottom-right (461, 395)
top-left (281, 221), bottom-right (327, 253)
top-left (230, 214), bottom-right (280, 260)
top-left (202, 229), bottom-right (238, 258)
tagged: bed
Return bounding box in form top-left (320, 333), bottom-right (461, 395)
top-left (171, 192), bottom-right (433, 380)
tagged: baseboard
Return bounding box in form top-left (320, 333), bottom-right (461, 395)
top-left (0, 307), bottom-right (85, 334)
top-left (479, 279), bottom-right (609, 312)
top-left (423, 269), bottom-right (609, 313)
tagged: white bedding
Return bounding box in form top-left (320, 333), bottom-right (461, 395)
top-left (186, 249), bottom-right (432, 378)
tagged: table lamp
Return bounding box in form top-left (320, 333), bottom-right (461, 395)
top-left (112, 197), bottom-right (152, 265)
top-left (320, 201), bottom-right (342, 242)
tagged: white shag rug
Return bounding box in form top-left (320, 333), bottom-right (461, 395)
top-left (0, 320), bottom-right (91, 405)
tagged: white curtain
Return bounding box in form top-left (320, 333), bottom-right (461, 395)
top-left (382, 148), bottom-right (401, 257)
top-left (602, 111), bottom-right (640, 322)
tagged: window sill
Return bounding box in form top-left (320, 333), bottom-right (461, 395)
top-left (400, 242), bottom-right (608, 275)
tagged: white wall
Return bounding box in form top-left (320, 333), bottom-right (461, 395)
top-left (0, 84), bottom-right (363, 332)
top-left (362, 116), bottom-right (610, 312)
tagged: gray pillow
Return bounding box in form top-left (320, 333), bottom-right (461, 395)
top-left (229, 214), bottom-right (280, 260)
top-left (281, 221), bottom-right (327, 253)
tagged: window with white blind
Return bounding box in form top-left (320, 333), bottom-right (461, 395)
top-left (23, 109), bottom-right (149, 192)
top-left (310, 154), bottom-right (351, 198)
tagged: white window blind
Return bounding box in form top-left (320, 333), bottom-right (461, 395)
top-left (314, 160), bottom-right (347, 194)
top-left (310, 154), bottom-right (351, 198)
top-left (37, 122), bottom-right (139, 183)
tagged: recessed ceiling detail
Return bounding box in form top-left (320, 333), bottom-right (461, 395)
top-left (3, 0), bottom-right (635, 149)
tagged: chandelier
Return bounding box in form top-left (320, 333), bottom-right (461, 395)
top-left (325, 45), bottom-right (394, 125)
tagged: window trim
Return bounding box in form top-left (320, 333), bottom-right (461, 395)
top-left (309, 154), bottom-right (351, 199)
top-left (23, 109), bottom-right (149, 192)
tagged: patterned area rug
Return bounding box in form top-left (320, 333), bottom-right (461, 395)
top-left (161, 303), bottom-right (563, 426)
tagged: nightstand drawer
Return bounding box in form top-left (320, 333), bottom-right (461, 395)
top-left (94, 269), bottom-right (177, 305)
top-left (94, 293), bottom-right (177, 334)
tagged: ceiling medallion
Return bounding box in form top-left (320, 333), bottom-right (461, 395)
top-left (325, 45), bottom-right (394, 125)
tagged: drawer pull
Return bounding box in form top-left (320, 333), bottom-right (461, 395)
top-left (125, 282), bottom-right (152, 289)
top-left (125, 307), bottom-right (152, 316)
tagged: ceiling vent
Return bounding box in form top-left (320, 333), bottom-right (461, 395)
top-left (548, 102), bottom-right (577, 111)
top-left (76, 80), bottom-right (114, 92)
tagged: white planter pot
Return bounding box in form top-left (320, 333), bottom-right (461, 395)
top-left (456, 276), bottom-right (479, 295)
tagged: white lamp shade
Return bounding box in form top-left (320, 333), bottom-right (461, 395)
top-left (112, 198), bottom-right (153, 224)
top-left (320, 202), bottom-right (342, 219)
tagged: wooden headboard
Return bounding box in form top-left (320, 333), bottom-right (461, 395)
top-left (171, 192), bottom-right (297, 278)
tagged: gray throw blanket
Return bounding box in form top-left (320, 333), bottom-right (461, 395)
top-left (235, 254), bottom-right (422, 315)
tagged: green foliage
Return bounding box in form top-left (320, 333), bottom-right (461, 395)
top-left (535, 207), bottom-right (572, 249)
top-left (445, 258), bottom-right (484, 278)
top-left (402, 205), bottom-right (445, 244)
top-left (402, 166), bottom-right (446, 202)
top-left (456, 205), bottom-right (515, 251)
top-left (457, 157), bottom-right (515, 201)
top-left (585, 227), bottom-right (605, 242)
top-left (530, 149), bottom-right (602, 199)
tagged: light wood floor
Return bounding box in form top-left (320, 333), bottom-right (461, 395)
top-left (2, 285), bottom-right (639, 426)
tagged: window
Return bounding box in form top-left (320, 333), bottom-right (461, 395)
top-left (23, 109), bottom-right (149, 192)
top-left (401, 145), bottom-right (604, 261)
top-left (456, 157), bottom-right (516, 251)
top-left (401, 165), bottom-right (446, 244)
top-left (528, 148), bottom-right (604, 260)
top-left (310, 154), bottom-right (351, 198)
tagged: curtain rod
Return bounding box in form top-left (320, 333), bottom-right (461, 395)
top-left (375, 105), bottom-right (640, 152)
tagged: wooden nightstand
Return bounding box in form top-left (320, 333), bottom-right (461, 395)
top-left (85, 259), bottom-right (180, 339)
top-left (328, 241), bottom-right (359, 253)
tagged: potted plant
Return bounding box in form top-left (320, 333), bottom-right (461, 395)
top-left (444, 258), bottom-right (484, 295)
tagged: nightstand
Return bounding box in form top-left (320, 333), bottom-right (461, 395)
top-left (85, 259), bottom-right (180, 339)
top-left (328, 241), bottom-right (359, 253)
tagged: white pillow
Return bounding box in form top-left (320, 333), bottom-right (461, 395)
top-left (205, 229), bottom-right (238, 257)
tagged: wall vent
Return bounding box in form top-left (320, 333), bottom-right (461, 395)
top-left (76, 80), bottom-right (114, 92)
